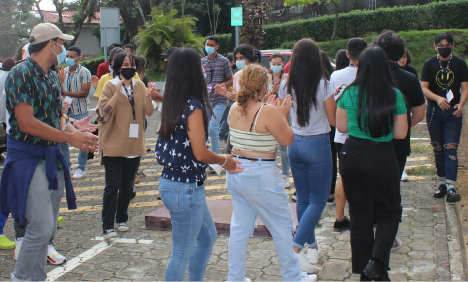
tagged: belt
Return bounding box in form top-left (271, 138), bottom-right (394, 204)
top-left (236, 156), bottom-right (276, 162)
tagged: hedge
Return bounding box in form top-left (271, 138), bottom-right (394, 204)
top-left (81, 56), bottom-right (105, 76)
top-left (217, 0), bottom-right (468, 53)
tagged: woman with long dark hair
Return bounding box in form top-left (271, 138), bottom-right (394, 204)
top-left (336, 47), bottom-right (408, 280)
top-left (335, 49), bottom-right (350, 71)
top-left (155, 47), bottom-right (242, 281)
top-left (278, 39), bottom-right (336, 273)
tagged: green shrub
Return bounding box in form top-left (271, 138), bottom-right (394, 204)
top-left (216, 0), bottom-right (468, 49)
top-left (81, 56), bottom-right (105, 76)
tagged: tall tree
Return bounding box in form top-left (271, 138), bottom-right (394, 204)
top-left (284, 0), bottom-right (340, 40)
top-left (239, 0), bottom-right (271, 48)
top-left (69, 0), bottom-right (98, 46)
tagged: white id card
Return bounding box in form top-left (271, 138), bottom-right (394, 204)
top-left (209, 164), bottom-right (222, 175)
top-left (129, 123), bottom-right (139, 138)
top-left (158, 102), bottom-right (163, 112)
top-left (446, 89), bottom-right (454, 102)
top-left (64, 96), bottom-right (73, 104)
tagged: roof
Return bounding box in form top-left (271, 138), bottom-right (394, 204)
top-left (33, 11), bottom-right (101, 25)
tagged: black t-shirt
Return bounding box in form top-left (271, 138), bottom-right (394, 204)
top-left (390, 62), bottom-right (426, 156)
top-left (142, 75), bottom-right (150, 87)
top-left (421, 55), bottom-right (468, 106)
top-left (402, 64), bottom-right (418, 79)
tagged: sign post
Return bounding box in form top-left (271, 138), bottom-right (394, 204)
top-left (100, 8), bottom-right (120, 61)
top-left (231, 7), bottom-right (243, 49)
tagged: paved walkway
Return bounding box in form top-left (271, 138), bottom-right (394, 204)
top-left (0, 98), bottom-right (454, 281)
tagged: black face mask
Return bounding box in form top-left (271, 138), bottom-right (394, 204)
top-left (120, 68), bottom-right (136, 80)
top-left (438, 47), bottom-right (452, 58)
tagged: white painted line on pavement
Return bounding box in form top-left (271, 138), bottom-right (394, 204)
top-left (410, 138), bottom-right (430, 141)
top-left (47, 240), bottom-right (116, 282)
top-left (92, 237), bottom-right (153, 244)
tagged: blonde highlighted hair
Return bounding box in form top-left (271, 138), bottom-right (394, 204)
top-left (237, 64), bottom-right (268, 116)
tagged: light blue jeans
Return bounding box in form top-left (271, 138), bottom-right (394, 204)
top-left (208, 103), bottom-right (228, 154)
top-left (289, 133), bottom-right (332, 249)
top-left (159, 177), bottom-right (217, 281)
top-left (226, 159), bottom-right (300, 282)
top-left (60, 113), bottom-right (89, 171)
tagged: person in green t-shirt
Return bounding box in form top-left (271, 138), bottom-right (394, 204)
top-left (335, 47), bottom-right (408, 281)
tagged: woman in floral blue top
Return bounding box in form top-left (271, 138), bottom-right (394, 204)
top-left (155, 47), bottom-right (242, 281)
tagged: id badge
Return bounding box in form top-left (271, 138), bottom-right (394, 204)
top-left (446, 89), bottom-right (454, 102)
top-left (207, 84), bottom-right (213, 93)
top-left (60, 117), bottom-right (68, 131)
top-left (129, 123), bottom-right (139, 138)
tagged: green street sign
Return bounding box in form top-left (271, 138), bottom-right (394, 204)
top-left (231, 7), bottom-right (243, 26)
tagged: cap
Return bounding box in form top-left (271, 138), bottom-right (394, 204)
top-left (28, 23), bottom-right (74, 45)
top-left (161, 47), bottom-right (178, 58)
top-left (1, 58), bottom-right (15, 71)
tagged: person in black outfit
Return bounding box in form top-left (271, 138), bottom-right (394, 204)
top-left (373, 31), bottom-right (426, 177)
top-left (421, 32), bottom-right (468, 203)
top-left (398, 48), bottom-right (418, 78)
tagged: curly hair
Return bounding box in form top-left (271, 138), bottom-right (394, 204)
top-left (372, 30), bottom-right (406, 61)
top-left (237, 64), bottom-right (268, 117)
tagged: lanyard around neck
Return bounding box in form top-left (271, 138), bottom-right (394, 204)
top-left (437, 54), bottom-right (452, 74)
top-left (122, 80), bottom-right (136, 121)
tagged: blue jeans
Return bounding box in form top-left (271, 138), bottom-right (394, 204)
top-left (226, 159), bottom-right (300, 281)
top-left (219, 100), bottom-right (235, 141)
top-left (0, 211), bottom-right (7, 235)
top-left (289, 133), bottom-right (332, 248)
top-left (208, 103), bottom-right (228, 154)
top-left (61, 113), bottom-right (89, 171)
top-left (277, 145), bottom-right (290, 176)
top-left (427, 105), bottom-right (463, 184)
top-left (159, 178), bottom-right (217, 281)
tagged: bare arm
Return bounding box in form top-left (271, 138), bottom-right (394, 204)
top-left (335, 107), bottom-right (348, 133)
top-left (453, 81), bottom-right (468, 117)
top-left (187, 109), bottom-right (242, 172)
top-left (393, 113), bottom-right (408, 139)
top-left (145, 85), bottom-right (155, 116)
top-left (64, 82), bottom-right (91, 98)
top-left (410, 104), bottom-right (426, 127)
top-left (421, 81), bottom-right (450, 110)
top-left (324, 95), bottom-right (336, 127)
top-left (223, 75), bottom-right (233, 88)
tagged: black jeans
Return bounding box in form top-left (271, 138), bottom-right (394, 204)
top-left (339, 136), bottom-right (402, 274)
top-left (330, 127), bottom-right (337, 195)
top-left (396, 154), bottom-right (407, 178)
top-left (102, 156), bottom-right (141, 231)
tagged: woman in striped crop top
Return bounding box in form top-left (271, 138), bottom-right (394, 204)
top-left (225, 64), bottom-right (317, 282)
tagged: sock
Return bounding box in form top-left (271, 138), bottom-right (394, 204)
top-left (448, 184), bottom-right (455, 191)
top-left (439, 181), bottom-right (447, 187)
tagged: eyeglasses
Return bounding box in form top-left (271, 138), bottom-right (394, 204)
top-left (437, 44), bottom-right (453, 48)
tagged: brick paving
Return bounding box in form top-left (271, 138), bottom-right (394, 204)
top-left (0, 97), bottom-right (454, 281)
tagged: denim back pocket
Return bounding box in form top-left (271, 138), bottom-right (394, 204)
top-left (160, 189), bottom-right (179, 212)
top-left (241, 174), bottom-right (261, 196)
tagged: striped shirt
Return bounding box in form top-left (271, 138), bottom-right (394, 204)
top-left (64, 64), bottom-right (91, 116)
top-left (201, 54), bottom-right (232, 107)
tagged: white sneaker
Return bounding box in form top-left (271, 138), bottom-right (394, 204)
top-left (295, 250), bottom-right (316, 273)
top-left (244, 278), bottom-right (251, 282)
top-left (13, 237), bottom-right (23, 261)
top-left (307, 246), bottom-right (322, 264)
top-left (300, 271), bottom-right (318, 281)
top-left (73, 168), bottom-right (86, 179)
top-left (401, 170), bottom-right (409, 182)
top-left (47, 244), bottom-right (67, 265)
top-left (282, 175), bottom-right (291, 189)
top-left (117, 222), bottom-right (129, 232)
top-left (103, 229), bottom-right (117, 239)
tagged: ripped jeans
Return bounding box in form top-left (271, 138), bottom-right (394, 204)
top-left (426, 104), bottom-right (463, 185)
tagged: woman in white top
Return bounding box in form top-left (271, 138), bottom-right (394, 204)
top-left (278, 39), bottom-right (336, 273)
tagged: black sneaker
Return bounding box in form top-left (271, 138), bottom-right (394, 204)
top-left (446, 189), bottom-right (461, 202)
top-left (327, 195), bottom-right (335, 203)
top-left (363, 259), bottom-right (390, 281)
top-left (434, 184), bottom-right (447, 198)
top-left (333, 217), bottom-right (350, 232)
top-left (103, 229), bottom-right (117, 239)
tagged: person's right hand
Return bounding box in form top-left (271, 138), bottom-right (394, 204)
top-left (214, 84), bottom-right (228, 97)
top-left (277, 94), bottom-right (293, 117)
top-left (57, 66), bottom-right (66, 85)
top-left (91, 75), bottom-right (99, 89)
top-left (437, 96), bottom-right (450, 110)
top-left (222, 155), bottom-right (244, 173)
top-left (116, 80), bottom-right (125, 96)
top-left (69, 129), bottom-right (99, 151)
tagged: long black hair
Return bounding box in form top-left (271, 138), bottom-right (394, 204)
top-left (335, 49), bottom-right (349, 71)
top-left (158, 47), bottom-right (213, 139)
top-left (287, 39), bottom-right (324, 127)
top-left (349, 47), bottom-right (397, 138)
top-left (320, 50), bottom-right (334, 80)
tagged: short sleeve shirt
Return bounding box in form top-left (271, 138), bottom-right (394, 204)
top-left (64, 64), bottom-right (91, 116)
top-left (421, 55), bottom-right (468, 105)
top-left (5, 58), bottom-right (63, 146)
top-left (201, 54), bottom-right (233, 107)
top-left (155, 99), bottom-right (208, 183)
top-left (337, 86), bottom-right (407, 142)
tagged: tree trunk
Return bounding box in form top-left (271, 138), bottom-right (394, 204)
top-left (206, 0), bottom-right (213, 35)
top-left (171, 0), bottom-right (174, 11)
top-left (53, 0), bottom-right (65, 32)
top-left (330, 3), bottom-right (338, 40)
top-left (180, 0), bottom-right (185, 42)
top-left (35, 0), bottom-right (45, 21)
top-left (135, 0), bottom-right (146, 23)
top-left (69, 0), bottom-right (96, 47)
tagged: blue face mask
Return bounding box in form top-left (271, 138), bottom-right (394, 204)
top-left (205, 46), bottom-right (216, 55)
top-left (236, 60), bottom-right (247, 70)
top-left (65, 58), bottom-right (76, 67)
top-left (109, 65), bottom-right (113, 73)
top-left (271, 65), bottom-right (283, 73)
top-left (50, 42), bottom-right (67, 65)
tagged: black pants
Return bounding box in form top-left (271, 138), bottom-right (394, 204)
top-left (339, 136), bottom-right (402, 274)
top-left (102, 156), bottom-right (141, 231)
top-left (396, 154), bottom-right (407, 178)
top-left (330, 127), bottom-right (337, 195)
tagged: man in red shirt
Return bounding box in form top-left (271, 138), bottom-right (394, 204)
top-left (96, 43), bottom-right (122, 78)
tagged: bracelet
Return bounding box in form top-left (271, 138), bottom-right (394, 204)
top-left (221, 155), bottom-right (228, 166)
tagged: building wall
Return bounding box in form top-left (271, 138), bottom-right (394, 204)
top-left (64, 25), bottom-right (101, 57)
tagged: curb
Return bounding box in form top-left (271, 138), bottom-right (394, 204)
top-left (445, 200), bottom-right (468, 280)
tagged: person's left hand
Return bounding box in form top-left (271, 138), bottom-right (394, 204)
top-left (146, 84), bottom-right (156, 99)
top-left (74, 114), bottom-right (99, 132)
top-left (62, 101), bottom-right (71, 115)
top-left (57, 66), bottom-right (66, 85)
top-left (453, 104), bottom-right (463, 117)
top-left (214, 84), bottom-right (228, 96)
